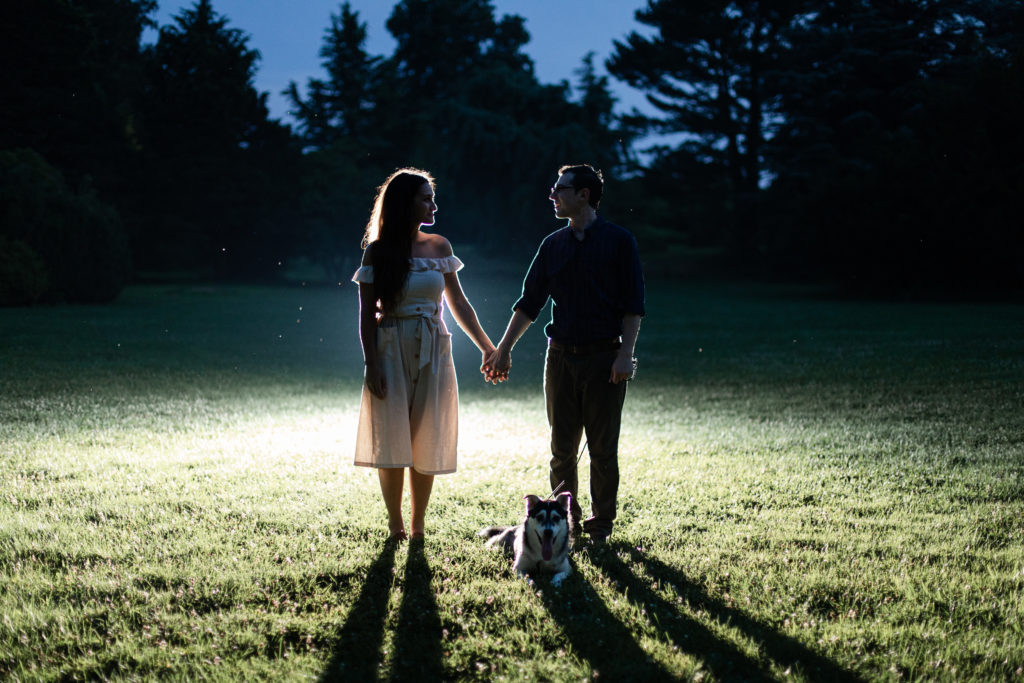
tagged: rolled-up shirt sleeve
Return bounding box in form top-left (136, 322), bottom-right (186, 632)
top-left (512, 243), bottom-right (549, 321)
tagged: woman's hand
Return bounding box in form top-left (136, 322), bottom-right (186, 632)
top-left (364, 362), bottom-right (387, 399)
top-left (482, 347), bottom-right (510, 384)
top-left (479, 346), bottom-right (504, 384)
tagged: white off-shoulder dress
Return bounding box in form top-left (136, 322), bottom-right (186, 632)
top-left (351, 256), bottom-right (463, 474)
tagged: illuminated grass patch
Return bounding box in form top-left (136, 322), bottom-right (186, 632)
top-left (1, 279), bottom-right (1022, 680)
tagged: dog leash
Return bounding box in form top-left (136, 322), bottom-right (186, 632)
top-left (547, 357), bottom-right (637, 499)
top-left (549, 438), bottom-right (588, 499)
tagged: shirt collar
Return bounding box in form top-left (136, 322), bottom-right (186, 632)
top-left (568, 215), bottom-right (603, 241)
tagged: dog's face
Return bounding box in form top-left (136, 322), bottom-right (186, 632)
top-left (523, 493), bottom-right (571, 561)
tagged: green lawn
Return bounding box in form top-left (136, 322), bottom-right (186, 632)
top-left (1, 267), bottom-right (1022, 681)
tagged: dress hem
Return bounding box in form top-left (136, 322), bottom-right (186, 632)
top-left (354, 461), bottom-right (456, 475)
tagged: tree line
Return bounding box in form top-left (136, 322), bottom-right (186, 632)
top-left (1, 0), bottom-right (1021, 305)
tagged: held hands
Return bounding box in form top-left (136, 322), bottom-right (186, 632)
top-left (480, 346), bottom-right (510, 384)
top-left (364, 361), bottom-right (387, 399)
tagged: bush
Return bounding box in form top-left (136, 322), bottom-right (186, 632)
top-left (0, 235), bottom-right (51, 306)
top-left (0, 149), bottom-right (130, 304)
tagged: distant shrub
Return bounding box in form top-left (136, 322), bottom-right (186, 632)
top-left (0, 149), bottom-right (130, 304)
top-left (0, 235), bottom-right (51, 306)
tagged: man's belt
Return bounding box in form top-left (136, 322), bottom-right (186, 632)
top-left (548, 338), bottom-right (621, 355)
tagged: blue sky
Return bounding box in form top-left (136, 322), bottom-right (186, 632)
top-left (147, 1), bottom-right (660, 124)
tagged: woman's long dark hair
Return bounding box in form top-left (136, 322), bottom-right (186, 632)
top-left (361, 168), bottom-right (434, 316)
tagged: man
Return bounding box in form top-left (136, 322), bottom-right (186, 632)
top-left (485, 164), bottom-right (645, 543)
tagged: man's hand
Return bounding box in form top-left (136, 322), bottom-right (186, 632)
top-left (609, 353), bottom-right (635, 384)
top-left (482, 310), bottom-right (532, 385)
top-left (482, 347), bottom-right (511, 384)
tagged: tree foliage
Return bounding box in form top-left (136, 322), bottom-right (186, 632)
top-left (285, 3), bottom-right (391, 280)
top-left (3, 0), bottom-right (1021, 303)
top-left (131, 0), bottom-right (299, 279)
top-left (0, 1), bottom-right (149, 303)
top-left (143, 0), bottom-right (266, 153)
top-left (286, 2), bottom-right (382, 148)
top-left (285, 0), bottom-right (626, 268)
top-left (0, 0), bottom-right (156, 183)
top-left (762, 0), bottom-right (1024, 292)
top-left (609, 0), bottom-right (1023, 293)
top-left (609, 0), bottom-right (802, 253)
top-left (0, 149), bottom-right (130, 303)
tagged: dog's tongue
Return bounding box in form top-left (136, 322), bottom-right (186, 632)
top-left (541, 533), bottom-right (553, 561)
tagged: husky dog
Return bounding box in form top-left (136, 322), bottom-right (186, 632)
top-left (478, 492), bottom-right (574, 586)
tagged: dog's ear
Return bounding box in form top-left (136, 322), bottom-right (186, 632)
top-left (555, 491), bottom-right (572, 511)
top-left (523, 494), bottom-right (541, 511)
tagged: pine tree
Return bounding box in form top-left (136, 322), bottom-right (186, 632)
top-left (285, 2), bottom-right (382, 149)
top-left (135, 0), bottom-right (297, 278)
top-left (607, 0), bottom-right (802, 252)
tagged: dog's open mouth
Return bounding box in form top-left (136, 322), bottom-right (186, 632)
top-left (541, 530), bottom-right (554, 561)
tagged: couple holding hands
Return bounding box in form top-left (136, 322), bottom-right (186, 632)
top-left (352, 164), bottom-right (645, 543)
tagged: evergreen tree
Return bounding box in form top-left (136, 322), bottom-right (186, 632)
top-left (0, 0), bottom-right (152, 303)
top-left (764, 0), bottom-right (1024, 292)
top-left (289, 0), bottom-right (629, 273)
top-left (285, 4), bottom-right (389, 279)
top-left (379, 0), bottom-right (625, 247)
top-left (574, 53), bottom-right (625, 171)
top-left (285, 2), bottom-right (382, 148)
top-left (386, 0), bottom-right (500, 99)
top-left (0, 0), bottom-right (155, 188)
top-left (143, 0), bottom-right (268, 154)
top-left (608, 0), bottom-right (802, 253)
top-left (134, 0), bottom-right (298, 278)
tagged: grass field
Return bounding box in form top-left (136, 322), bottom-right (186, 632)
top-left (2, 261), bottom-right (1023, 681)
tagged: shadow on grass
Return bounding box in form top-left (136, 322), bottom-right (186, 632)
top-left (537, 566), bottom-right (672, 680)
top-left (318, 539), bottom-right (398, 682)
top-left (319, 538), bottom-right (444, 682)
top-left (589, 544), bottom-right (865, 682)
top-left (388, 538), bottom-right (444, 681)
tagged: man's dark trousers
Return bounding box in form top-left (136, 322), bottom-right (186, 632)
top-left (544, 345), bottom-right (628, 537)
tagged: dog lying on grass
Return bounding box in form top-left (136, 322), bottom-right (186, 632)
top-left (478, 492), bottom-right (574, 586)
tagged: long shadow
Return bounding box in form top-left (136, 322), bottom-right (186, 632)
top-left (537, 562), bottom-right (672, 680)
top-left (387, 538), bottom-right (445, 681)
top-left (319, 539), bottom-right (400, 682)
top-left (590, 544), bottom-right (865, 682)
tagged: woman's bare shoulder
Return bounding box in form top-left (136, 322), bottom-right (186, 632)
top-left (413, 232), bottom-right (453, 258)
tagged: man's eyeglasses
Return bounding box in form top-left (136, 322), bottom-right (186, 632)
top-left (549, 184), bottom-right (574, 195)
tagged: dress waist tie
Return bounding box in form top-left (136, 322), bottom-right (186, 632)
top-left (387, 302), bottom-right (442, 370)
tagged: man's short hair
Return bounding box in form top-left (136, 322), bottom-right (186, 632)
top-left (559, 163), bottom-right (604, 208)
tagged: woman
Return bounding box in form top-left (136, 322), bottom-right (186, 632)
top-left (352, 168), bottom-right (495, 541)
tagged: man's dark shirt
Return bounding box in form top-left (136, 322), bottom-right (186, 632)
top-left (513, 216), bottom-right (645, 343)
